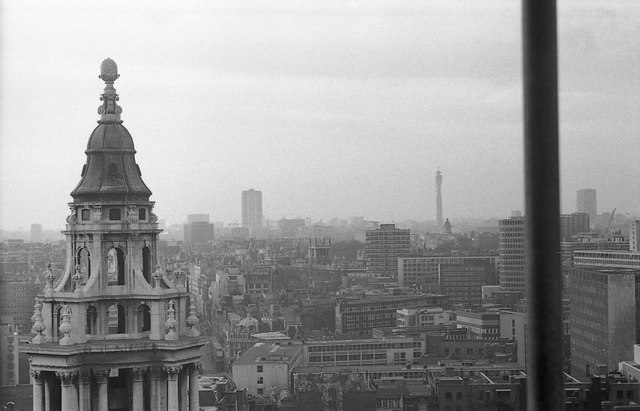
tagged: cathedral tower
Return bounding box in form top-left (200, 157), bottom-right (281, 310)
top-left (22, 59), bottom-right (204, 411)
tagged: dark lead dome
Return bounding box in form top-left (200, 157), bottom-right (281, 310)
top-left (70, 59), bottom-right (152, 202)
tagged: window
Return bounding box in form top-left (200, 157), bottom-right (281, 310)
top-left (257, 388), bottom-right (263, 396)
top-left (86, 306), bottom-right (97, 334)
top-left (257, 377), bottom-right (263, 384)
top-left (78, 247), bottom-right (91, 280)
top-left (138, 208), bottom-right (147, 220)
top-left (257, 365), bottom-right (263, 373)
top-left (138, 304), bottom-right (150, 332)
top-left (445, 392), bottom-right (452, 401)
top-left (142, 247), bottom-right (151, 283)
top-left (81, 209), bottom-right (90, 221)
top-left (109, 208), bottom-right (121, 221)
top-left (107, 247), bottom-right (125, 285)
top-left (108, 304), bottom-right (126, 334)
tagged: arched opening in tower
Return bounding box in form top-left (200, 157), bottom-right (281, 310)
top-left (77, 247), bottom-right (91, 281)
top-left (142, 247), bottom-right (151, 283)
top-left (86, 306), bottom-right (97, 335)
top-left (108, 304), bottom-right (126, 334)
top-left (138, 303), bottom-right (151, 332)
top-left (107, 247), bottom-right (126, 285)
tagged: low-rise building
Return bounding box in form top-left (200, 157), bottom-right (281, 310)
top-left (396, 307), bottom-right (452, 327)
top-left (456, 311), bottom-right (501, 341)
top-left (304, 336), bottom-right (420, 367)
top-left (231, 341), bottom-right (304, 397)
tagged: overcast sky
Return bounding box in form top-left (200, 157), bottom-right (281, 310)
top-left (1, 0), bottom-right (640, 230)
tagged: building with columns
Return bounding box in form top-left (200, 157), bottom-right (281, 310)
top-left (21, 59), bottom-right (205, 411)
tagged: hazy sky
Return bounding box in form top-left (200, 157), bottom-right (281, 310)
top-left (2, 0), bottom-right (640, 230)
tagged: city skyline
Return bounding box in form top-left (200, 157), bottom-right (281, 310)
top-left (2, 1), bottom-right (640, 231)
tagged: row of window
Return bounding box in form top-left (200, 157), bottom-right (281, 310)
top-left (79, 207), bottom-right (148, 222)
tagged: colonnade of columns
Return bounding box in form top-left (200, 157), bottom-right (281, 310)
top-left (30, 362), bottom-right (201, 411)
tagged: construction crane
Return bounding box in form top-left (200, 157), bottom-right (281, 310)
top-left (605, 208), bottom-right (616, 238)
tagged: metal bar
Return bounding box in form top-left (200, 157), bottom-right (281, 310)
top-left (522, 0), bottom-right (564, 410)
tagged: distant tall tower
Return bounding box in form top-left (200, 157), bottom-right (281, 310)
top-left (577, 188), bottom-right (597, 227)
top-left (435, 169), bottom-right (443, 228)
top-left (242, 189), bottom-right (262, 236)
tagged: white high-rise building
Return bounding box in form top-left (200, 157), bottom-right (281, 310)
top-left (242, 189), bottom-right (262, 235)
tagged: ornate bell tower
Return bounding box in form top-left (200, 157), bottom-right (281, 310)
top-left (22, 59), bottom-right (205, 411)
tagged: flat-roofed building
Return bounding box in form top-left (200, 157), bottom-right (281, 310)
top-left (456, 311), bottom-right (501, 341)
top-left (365, 224), bottom-right (410, 278)
top-left (567, 267), bottom-right (640, 379)
top-left (304, 336), bottom-right (419, 367)
top-left (232, 341), bottom-right (304, 397)
top-left (498, 216), bottom-right (526, 292)
top-left (335, 292), bottom-right (449, 336)
top-left (573, 250), bottom-right (640, 270)
top-left (398, 255), bottom-right (497, 292)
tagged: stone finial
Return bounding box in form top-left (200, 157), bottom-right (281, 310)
top-left (99, 58), bottom-right (119, 82)
top-left (58, 306), bottom-right (73, 345)
top-left (31, 301), bottom-right (46, 344)
top-left (98, 58), bottom-right (122, 121)
top-left (43, 264), bottom-right (55, 296)
top-left (153, 265), bottom-right (164, 290)
top-left (164, 300), bottom-right (178, 340)
top-left (186, 304), bottom-right (200, 337)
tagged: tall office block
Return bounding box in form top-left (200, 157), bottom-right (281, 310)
top-left (498, 216), bottom-right (526, 292)
top-left (183, 214), bottom-right (214, 248)
top-left (577, 189), bottom-right (597, 226)
top-left (559, 212), bottom-right (589, 241)
top-left (22, 60), bottom-right (204, 411)
top-left (631, 221), bottom-right (640, 252)
top-left (242, 189), bottom-right (262, 236)
top-left (567, 267), bottom-right (640, 379)
top-left (364, 224), bottom-right (411, 278)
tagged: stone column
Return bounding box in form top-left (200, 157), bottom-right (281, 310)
top-left (31, 370), bottom-right (45, 411)
top-left (163, 365), bottom-right (182, 411)
top-left (94, 369), bottom-right (110, 411)
top-left (179, 368), bottom-right (188, 411)
top-left (56, 371), bottom-right (79, 411)
top-left (78, 370), bottom-right (91, 411)
top-left (149, 365), bottom-right (166, 410)
top-left (189, 362), bottom-right (201, 411)
top-left (44, 373), bottom-right (51, 411)
top-left (131, 367), bottom-right (147, 411)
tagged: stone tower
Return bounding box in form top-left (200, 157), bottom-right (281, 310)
top-left (22, 59), bottom-right (204, 411)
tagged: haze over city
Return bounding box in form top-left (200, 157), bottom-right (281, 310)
top-left (2, 0), bottom-right (640, 231)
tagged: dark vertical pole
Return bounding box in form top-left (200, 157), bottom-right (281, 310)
top-left (522, 0), bottom-right (564, 410)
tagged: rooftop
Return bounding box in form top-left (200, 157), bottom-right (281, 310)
top-left (233, 342), bottom-right (302, 366)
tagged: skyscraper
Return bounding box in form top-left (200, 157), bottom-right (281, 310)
top-left (364, 223), bottom-right (411, 278)
top-left (498, 216), bottom-right (526, 292)
top-left (435, 169), bottom-right (443, 229)
top-left (576, 188), bottom-right (597, 226)
top-left (22, 59), bottom-right (204, 411)
top-left (241, 189), bottom-right (262, 235)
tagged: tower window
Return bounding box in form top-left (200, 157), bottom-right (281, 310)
top-left (78, 247), bottom-right (91, 280)
top-left (139, 208), bottom-right (147, 221)
top-left (138, 304), bottom-right (151, 332)
top-left (109, 208), bottom-right (121, 221)
top-left (142, 247), bottom-right (151, 283)
top-left (108, 304), bottom-right (126, 334)
top-left (107, 247), bottom-right (126, 285)
top-left (86, 306), bottom-right (97, 335)
top-left (81, 209), bottom-right (90, 221)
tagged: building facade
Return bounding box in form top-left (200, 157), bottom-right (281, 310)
top-left (560, 212), bottom-right (590, 241)
top-left (567, 267), bottom-right (640, 379)
top-left (577, 189), bottom-right (597, 227)
top-left (241, 189), bottom-right (262, 236)
top-left (21, 60), bottom-right (204, 411)
top-left (398, 255), bottom-right (497, 292)
top-left (498, 216), bottom-right (526, 292)
top-left (183, 214), bottom-right (214, 249)
top-left (364, 224), bottom-right (411, 278)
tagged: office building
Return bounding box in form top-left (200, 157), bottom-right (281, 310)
top-left (498, 216), bottom-right (526, 292)
top-left (183, 214), bottom-right (214, 248)
top-left (21, 60), bottom-right (204, 411)
top-left (577, 189), bottom-right (597, 226)
top-left (631, 221), bottom-right (640, 252)
top-left (335, 292), bottom-right (448, 336)
top-left (241, 189), bottom-right (262, 235)
top-left (573, 250), bottom-right (640, 270)
top-left (396, 307), bottom-right (451, 327)
top-left (364, 223), bottom-right (411, 278)
top-left (566, 267), bottom-right (640, 379)
top-left (560, 212), bottom-right (589, 241)
top-left (455, 311), bottom-right (501, 341)
top-left (232, 341), bottom-right (303, 397)
top-left (304, 336), bottom-right (420, 367)
top-left (439, 263), bottom-right (492, 305)
top-left (398, 255), bottom-right (497, 292)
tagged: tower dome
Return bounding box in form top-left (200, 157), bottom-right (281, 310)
top-left (71, 58), bottom-right (152, 202)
